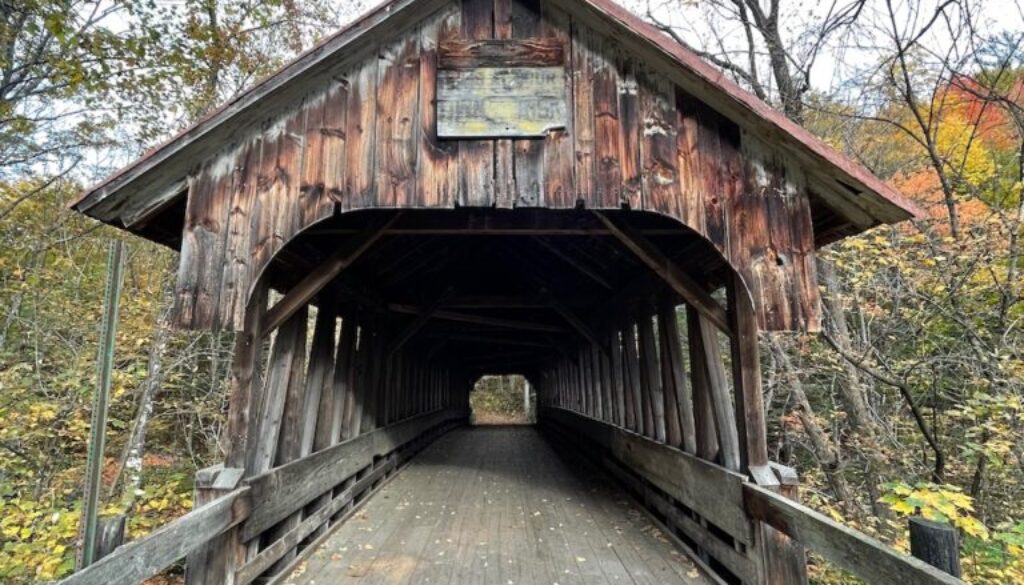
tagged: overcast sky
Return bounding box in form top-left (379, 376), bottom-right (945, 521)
top-left (627, 0), bottom-right (1024, 96)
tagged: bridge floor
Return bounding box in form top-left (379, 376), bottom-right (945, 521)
top-left (284, 425), bottom-right (711, 585)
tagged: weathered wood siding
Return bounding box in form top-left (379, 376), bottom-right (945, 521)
top-left (173, 0), bottom-right (820, 333)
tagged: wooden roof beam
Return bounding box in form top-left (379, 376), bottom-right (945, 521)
top-left (443, 295), bottom-right (553, 309)
top-left (592, 211), bottom-right (731, 335)
top-left (389, 288), bottom-right (454, 356)
top-left (530, 236), bottom-right (615, 289)
top-left (547, 296), bottom-right (608, 355)
top-left (261, 214), bottom-right (400, 336)
top-left (426, 332), bottom-right (553, 349)
top-left (388, 303), bottom-right (565, 333)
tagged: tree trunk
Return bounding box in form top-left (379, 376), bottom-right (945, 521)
top-left (108, 300), bottom-right (172, 503)
top-left (768, 335), bottom-right (854, 510)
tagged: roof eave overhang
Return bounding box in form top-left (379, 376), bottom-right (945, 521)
top-left (71, 0), bottom-right (924, 236)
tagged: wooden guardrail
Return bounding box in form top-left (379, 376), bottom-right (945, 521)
top-left (745, 484), bottom-right (965, 585)
top-left (56, 408), bottom-right (465, 585)
top-left (541, 406), bottom-right (967, 585)
top-left (56, 487), bottom-right (250, 585)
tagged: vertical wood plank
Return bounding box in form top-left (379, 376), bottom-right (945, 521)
top-left (609, 327), bottom-right (626, 428)
top-left (345, 58), bottom-right (379, 208)
top-left (300, 307), bottom-right (338, 458)
top-left (225, 284), bottom-right (268, 470)
top-left (173, 158), bottom-right (233, 329)
top-left (539, 2), bottom-right (574, 208)
top-left (729, 273), bottom-right (769, 471)
top-left (571, 19), bottom-right (595, 208)
top-left (659, 300), bottom-right (696, 453)
top-left (622, 319), bottom-right (644, 435)
top-left (638, 309), bottom-right (666, 442)
top-left (494, 0), bottom-right (515, 208)
top-left (458, 0), bottom-right (495, 207)
top-left (301, 79), bottom-right (349, 222)
top-left (675, 89), bottom-right (705, 232)
top-left (696, 309), bottom-right (741, 471)
top-left (247, 307), bottom-right (308, 475)
top-left (269, 107), bottom-right (307, 256)
top-left (591, 34), bottom-right (622, 208)
top-left (418, 8), bottom-right (461, 207)
top-left (376, 33), bottom-right (422, 208)
top-left (220, 138), bottom-right (262, 329)
top-left (616, 53), bottom-right (641, 209)
top-left (656, 302), bottom-right (683, 448)
top-left (511, 0), bottom-right (543, 207)
top-left (686, 305), bottom-right (720, 462)
top-left (639, 67), bottom-right (680, 215)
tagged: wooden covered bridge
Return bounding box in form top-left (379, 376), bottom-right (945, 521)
top-left (62, 0), bottom-right (962, 583)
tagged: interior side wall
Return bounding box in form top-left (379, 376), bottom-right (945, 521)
top-left (170, 0), bottom-right (820, 334)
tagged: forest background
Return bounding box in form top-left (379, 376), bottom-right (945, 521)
top-left (0, 0), bottom-right (1022, 583)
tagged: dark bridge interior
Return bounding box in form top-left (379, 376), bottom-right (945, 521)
top-left (264, 208), bottom-right (732, 380)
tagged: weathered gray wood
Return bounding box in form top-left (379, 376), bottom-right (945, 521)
top-left (247, 308), bottom-right (308, 474)
top-left (241, 408), bottom-right (463, 541)
top-left (695, 311), bottom-right (741, 471)
top-left (593, 211), bottom-right (731, 334)
top-left (235, 445), bottom-right (398, 584)
top-left (637, 310), bottom-right (666, 442)
top-left (437, 67), bottom-right (567, 138)
top-left (438, 38), bottom-right (565, 68)
top-left (659, 300), bottom-right (696, 453)
top-left (58, 488), bottom-right (250, 585)
top-left (729, 274), bottom-right (769, 471)
top-left (281, 426), bottom-right (712, 585)
top-left (744, 483), bottom-right (966, 585)
top-left (542, 406), bottom-right (752, 545)
top-left (686, 304), bottom-right (719, 461)
top-left (755, 462), bottom-right (809, 585)
top-left (75, 0), bottom-right (453, 220)
top-left (261, 214), bottom-right (399, 336)
top-left (186, 466), bottom-right (245, 585)
top-left (94, 515), bottom-right (126, 562)
top-left (910, 518), bottom-right (961, 578)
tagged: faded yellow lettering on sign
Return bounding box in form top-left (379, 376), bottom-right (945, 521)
top-left (437, 67), bottom-right (567, 138)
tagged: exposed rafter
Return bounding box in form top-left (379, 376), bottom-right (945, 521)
top-left (388, 304), bottom-right (565, 333)
top-left (592, 211), bottom-right (731, 335)
top-left (262, 214), bottom-right (400, 336)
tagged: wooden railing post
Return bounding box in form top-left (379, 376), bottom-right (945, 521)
top-left (755, 462), bottom-right (809, 585)
top-left (909, 517), bottom-right (961, 577)
top-left (186, 465), bottom-right (244, 585)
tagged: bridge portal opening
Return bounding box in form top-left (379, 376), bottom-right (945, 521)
top-left (469, 374), bottom-right (535, 425)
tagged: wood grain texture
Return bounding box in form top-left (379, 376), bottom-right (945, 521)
top-left (541, 406), bottom-right (753, 545)
top-left (241, 408), bottom-right (464, 541)
top-left (745, 483), bottom-right (965, 585)
top-left (56, 488), bottom-right (249, 585)
top-left (161, 0), bottom-right (829, 335)
top-left (438, 38), bottom-right (565, 67)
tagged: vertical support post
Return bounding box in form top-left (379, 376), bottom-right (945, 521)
top-left (755, 462), bottom-right (809, 585)
top-left (686, 305), bottom-right (719, 461)
top-left (187, 284), bottom-right (266, 584)
top-left (909, 517), bottom-right (961, 577)
top-left (728, 274), bottom-right (769, 471)
top-left (94, 514), bottom-right (126, 562)
top-left (78, 240), bottom-right (125, 569)
top-left (186, 465), bottom-right (245, 585)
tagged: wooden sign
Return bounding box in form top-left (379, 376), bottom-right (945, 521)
top-left (437, 66), bottom-right (567, 138)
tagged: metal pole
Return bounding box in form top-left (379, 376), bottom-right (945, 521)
top-left (77, 240), bottom-right (125, 569)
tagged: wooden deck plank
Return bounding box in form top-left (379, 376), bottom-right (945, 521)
top-left (283, 426), bottom-right (714, 585)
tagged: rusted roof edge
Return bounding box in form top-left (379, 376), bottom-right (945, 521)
top-left (70, 0), bottom-right (925, 225)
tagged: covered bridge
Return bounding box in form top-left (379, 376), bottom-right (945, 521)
top-left (62, 0), bottom-right (961, 583)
